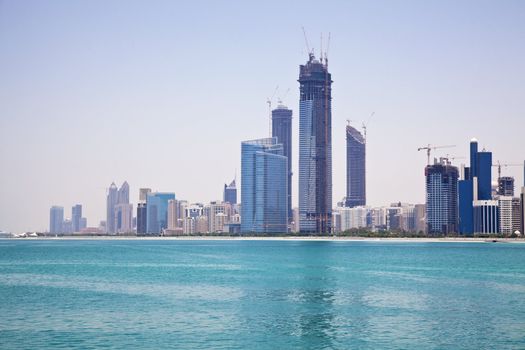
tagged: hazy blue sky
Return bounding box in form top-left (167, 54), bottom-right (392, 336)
top-left (1, 0), bottom-right (524, 232)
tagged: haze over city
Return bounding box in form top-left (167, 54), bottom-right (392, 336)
top-left (1, 0), bottom-right (524, 233)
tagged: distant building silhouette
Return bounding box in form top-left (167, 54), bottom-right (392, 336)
top-left (106, 181), bottom-right (130, 234)
top-left (49, 206), bottom-right (64, 234)
top-left (106, 183), bottom-right (118, 234)
top-left (71, 204), bottom-right (82, 232)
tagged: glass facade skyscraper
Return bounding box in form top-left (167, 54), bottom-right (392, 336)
top-left (298, 54), bottom-right (332, 234)
top-left (241, 138), bottom-right (288, 233)
top-left (71, 204), bottom-right (82, 233)
top-left (426, 159), bottom-right (459, 235)
top-left (345, 124), bottom-right (366, 208)
top-left (272, 104), bottom-right (293, 221)
top-left (458, 138), bottom-right (493, 235)
top-left (49, 206), bottom-right (64, 234)
top-left (146, 192), bottom-right (175, 234)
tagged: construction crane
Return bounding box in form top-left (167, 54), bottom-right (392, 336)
top-left (266, 86), bottom-right (279, 137)
top-left (277, 88), bottom-right (290, 106)
top-left (444, 155), bottom-right (465, 162)
top-left (362, 112), bottom-right (374, 143)
top-left (417, 144), bottom-right (456, 165)
top-left (492, 161), bottom-right (522, 179)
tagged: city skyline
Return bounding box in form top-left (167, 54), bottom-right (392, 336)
top-left (1, 1), bottom-right (525, 233)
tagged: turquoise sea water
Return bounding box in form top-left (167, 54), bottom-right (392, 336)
top-left (1, 239), bottom-right (525, 349)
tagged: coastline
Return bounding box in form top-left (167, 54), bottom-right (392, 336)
top-left (3, 236), bottom-right (525, 243)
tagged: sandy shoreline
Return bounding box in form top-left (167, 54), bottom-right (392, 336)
top-left (4, 236), bottom-right (525, 243)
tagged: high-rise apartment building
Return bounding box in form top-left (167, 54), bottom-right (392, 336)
top-left (206, 201), bottom-right (231, 233)
top-left (71, 204), bottom-right (82, 232)
top-left (298, 53), bottom-right (332, 234)
top-left (272, 104), bottom-right (293, 220)
top-left (498, 196), bottom-right (514, 236)
top-left (426, 158), bottom-right (458, 235)
top-left (345, 124), bottom-right (366, 208)
top-left (241, 138), bottom-right (288, 233)
top-left (49, 206), bottom-right (64, 234)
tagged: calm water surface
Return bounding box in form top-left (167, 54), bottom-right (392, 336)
top-left (1, 239), bottom-right (524, 349)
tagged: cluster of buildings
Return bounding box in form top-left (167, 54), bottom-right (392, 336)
top-left (46, 52), bottom-right (523, 237)
top-left (136, 187), bottom-right (240, 235)
top-left (426, 138), bottom-right (525, 236)
top-left (49, 204), bottom-right (88, 234)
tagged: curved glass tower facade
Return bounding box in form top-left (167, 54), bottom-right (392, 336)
top-left (298, 54), bottom-right (332, 234)
top-left (241, 138), bottom-right (288, 233)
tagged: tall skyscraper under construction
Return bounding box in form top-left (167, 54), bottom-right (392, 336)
top-left (298, 53), bottom-right (332, 234)
top-left (345, 124), bottom-right (366, 207)
top-left (272, 103), bottom-right (293, 220)
top-left (426, 158), bottom-right (459, 235)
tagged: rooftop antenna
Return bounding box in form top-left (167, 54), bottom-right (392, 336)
top-left (267, 85), bottom-right (279, 137)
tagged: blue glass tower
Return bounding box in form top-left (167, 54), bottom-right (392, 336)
top-left (298, 53), bottom-right (332, 234)
top-left (477, 151), bottom-right (492, 200)
top-left (241, 138), bottom-right (288, 233)
top-left (458, 138), bottom-right (493, 235)
top-left (146, 192), bottom-right (175, 234)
